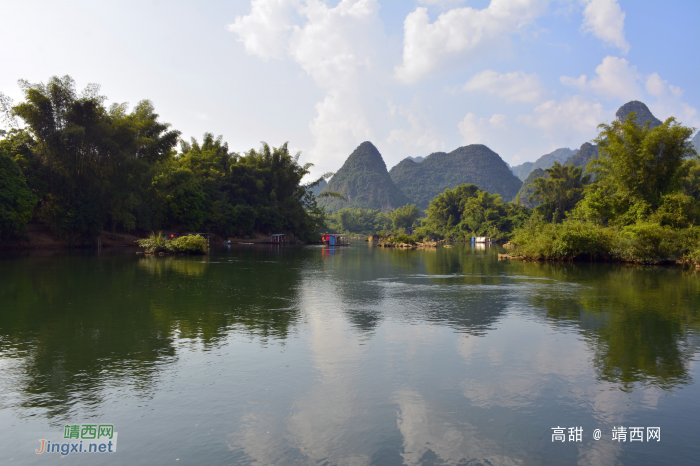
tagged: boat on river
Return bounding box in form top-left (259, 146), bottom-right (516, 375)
top-left (321, 234), bottom-right (349, 246)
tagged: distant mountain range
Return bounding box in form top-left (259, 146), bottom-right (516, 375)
top-left (389, 145), bottom-right (522, 209)
top-left (318, 141), bottom-right (410, 212)
top-left (510, 147), bottom-right (576, 181)
top-left (315, 101), bottom-right (673, 212)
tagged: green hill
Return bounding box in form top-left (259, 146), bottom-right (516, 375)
top-left (510, 161), bottom-right (534, 181)
top-left (389, 144), bottom-right (522, 210)
top-left (564, 142), bottom-right (599, 169)
top-left (318, 141), bottom-right (410, 212)
top-left (515, 168), bottom-right (546, 207)
top-left (510, 147), bottom-right (575, 181)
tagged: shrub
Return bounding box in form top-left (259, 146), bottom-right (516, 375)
top-left (512, 219), bottom-right (612, 260)
top-left (136, 231), bottom-right (170, 253)
top-left (612, 223), bottom-right (682, 264)
top-left (168, 234), bottom-right (208, 254)
top-left (387, 233), bottom-right (417, 245)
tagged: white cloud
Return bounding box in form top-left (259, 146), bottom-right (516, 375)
top-left (645, 72), bottom-right (684, 98)
top-left (309, 89), bottom-right (374, 166)
top-left (228, 0), bottom-right (387, 174)
top-left (560, 56), bottom-right (641, 100)
top-left (395, 0), bottom-right (549, 84)
top-left (458, 113), bottom-right (508, 145)
top-left (559, 57), bottom-right (698, 127)
top-left (581, 0), bottom-right (630, 54)
top-left (518, 95), bottom-right (609, 140)
top-left (417, 0), bottom-right (466, 5)
top-left (226, 0), bottom-right (298, 60)
top-left (388, 104), bottom-right (445, 154)
top-left (560, 74), bottom-right (587, 92)
top-left (463, 70), bottom-right (545, 103)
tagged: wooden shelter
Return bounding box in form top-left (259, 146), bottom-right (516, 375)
top-left (268, 234), bottom-right (290, 244)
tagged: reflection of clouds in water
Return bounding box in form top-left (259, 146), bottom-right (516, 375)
top-left (393, 388), bottom-right (521, 466)
top-left (229, 277), bottom-right (371, 465)
top-left (455, 317), bottom-right (666, 466)
top-left (285, 298), bottom-right (369, 465)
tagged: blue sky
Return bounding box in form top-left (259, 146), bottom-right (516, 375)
top-left (2, 0), bottom-right (698, 177)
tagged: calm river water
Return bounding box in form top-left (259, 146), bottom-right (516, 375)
top-left (0, 243), bottom-right (699, 465)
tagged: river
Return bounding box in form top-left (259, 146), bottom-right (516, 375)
top-left (0, 243), bottom-right (698, 465)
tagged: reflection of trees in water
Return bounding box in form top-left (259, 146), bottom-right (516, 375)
top-left (516, 261), bottom-right (700, 391)
top-left (323, 244), bottom-right (511, 336)
top-left (0, 248), bottom-right (307, 421)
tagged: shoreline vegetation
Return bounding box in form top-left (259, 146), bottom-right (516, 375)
top-left (1, 75), bottom-right (328, 251)
top-left (2, 75), bottom-right (699, 267)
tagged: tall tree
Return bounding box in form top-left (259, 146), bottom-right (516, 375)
top-left (530, 162), bottom-right (590, 222)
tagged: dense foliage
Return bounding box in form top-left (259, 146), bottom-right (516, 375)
top-left (515, 168), bottom-right (545, 208)
top-left (1, 75), bottom-right (325, 244)
top-left (389, 145), bottom-right (522, 210)
top-left (530, 162), bottom-right (591, 223)
top-left (415, 183), bottom-right (530, 241)
top-left (326, 207), bottom-right (392, 235)
top-left (512, 113), bottom-right (700, 263)
top-left (318, 141), bottom-right (410, 212)
top-left (0, 148), bottom-right (37, 238)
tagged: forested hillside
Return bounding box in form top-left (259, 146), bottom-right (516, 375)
top-left (317, 141), bottom-right (410, 212)
top-left (389, 145), bottom-right (522, 209)
top-left (564, 142), bottom-right (599, 168)
top-left (515, 168), bottom-right (546, 207)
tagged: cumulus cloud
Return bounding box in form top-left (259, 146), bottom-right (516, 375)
top-left (395, 0), bottom-right (549, 84)
top-left (560, 57), bottom-right (698, 126)
top-left (645, 73), bottom-right (684, 98)
top-left (228, 0), bottom-right (387, 173)
top-left (560, 56), bottom-right (641, 101)
top-left (581, 0), bottom-right (630, 54)
top-left (226, 0), bottom-right (298, 60)
top-left (463, 70), bottom-right (545, 103)
top-left (388, 104), bottom-right (445, 154)
top-left (458, 113), bottom-right (508, 145)
top-left (518, 95), bottom-right (609, 141)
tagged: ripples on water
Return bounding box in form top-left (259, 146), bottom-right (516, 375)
top-left (0, 244), bottom-right (699, 465)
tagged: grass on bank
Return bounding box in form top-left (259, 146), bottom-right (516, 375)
top-left (137, 231), bottom-right (208, 255)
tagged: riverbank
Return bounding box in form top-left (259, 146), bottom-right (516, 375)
top-left (0, 224), bottom-right (303, 250)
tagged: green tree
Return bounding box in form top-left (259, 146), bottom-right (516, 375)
top-left (592, 113), bottom-right (696, 206)
top-left (530, 162), bottom-right (590, 223)
top-left (0, 148), bottom-right (37, 238)
top-left (10, 76), bottom-right (180, 242)
top-left (419, 184), bottom-right (530, 241)
top-left (575, 113), bottom-right (697, 226)
top-left (391, 204), bottom-right (421, 231)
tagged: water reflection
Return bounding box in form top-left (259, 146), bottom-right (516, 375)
top-left (0, 248), bottom-right (308, 422)
top-left (0, 245), bottom-right (698, 465)
top-left (513, 262), bottom-right (700, 390)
